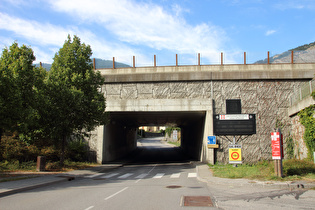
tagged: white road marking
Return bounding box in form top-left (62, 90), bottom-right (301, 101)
top-left (104, 187), bottom-right (128, 201)
top-left (118, 173), bottom-right (133, 179)
top-left (84, 206), bottom-right (94, 210)
top-left (85, 173), bottom-right (102, 178)
top-left (188, 173), bottom-right (197, 178)
top-left (135, 173), bottom-right (148, 179)
top-left (153, 173), bottom-right (165, 178)
top-left (147, 164), bottom-right (157, 174)
top-left (170, 173), bottom-right (181, 178)
top-left (101, 173), bottom-right (119, 178)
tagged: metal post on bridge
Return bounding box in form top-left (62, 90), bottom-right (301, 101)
top-left (133, 56), bottom-right (135, 68)
top-left (154, 55), bottom-right (156, 67)
top-left (244, 52), bottom-right (246, 64)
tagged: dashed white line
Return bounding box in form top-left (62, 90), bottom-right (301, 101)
top-left (170, 173), bottom-right (181, 178)
top-left (84, 206), bottom-right (94, 210)
top-left (101, 173), bottom-right (119, 179)
top-left (118, 173), bottom-right (133, 179)
top-left (85, 173), bottom-right (102, 178)
top-left (153, 173), bottom-right (165, 179)
top-left (135, 173), bottom-right (148, 179)
top-left (104, 187), bottom-right (129, 201)
top-left (188, 173), bottom-right (197, 178)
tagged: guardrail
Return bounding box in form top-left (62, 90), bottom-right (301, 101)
top-left (290, 80), bottom-right (315, 106)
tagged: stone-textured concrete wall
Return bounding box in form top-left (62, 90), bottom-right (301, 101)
top-left (102, 80), bottom-right (305, 163)
top-left (290, 114), bottom-right (308, 159)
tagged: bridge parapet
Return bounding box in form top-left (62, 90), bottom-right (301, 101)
top-left (98, 63), bottom-right (315, 83)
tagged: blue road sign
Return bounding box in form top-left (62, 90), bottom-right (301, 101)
top-left (207, 136), bottom-right (216, 145)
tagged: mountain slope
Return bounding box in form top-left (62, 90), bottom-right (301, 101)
top-left (255, 41), bottom-right (315, 64)
top-left (34, 58), bottom-right (130, 71)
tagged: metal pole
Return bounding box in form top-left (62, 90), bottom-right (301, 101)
top-left (113, 57), bottom-right (115, 69)
top-left (233, 136), bottom-right (237, 167)
top-left (154, 55), bottom-right (156, 67)
top-left (221, 52), bottom-right (223, 65)
top-left (267, 51), bottom-right (270, 64)
top-left (176, 54), bottom-right (178, 67)
top-left (198, 53), bottom-right (200, 66)
top-left (244, 52), bottom-right (246, 64)
top-left (133, 56), bottom-right (135, 68)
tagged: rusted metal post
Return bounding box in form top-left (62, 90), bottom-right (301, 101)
top-left (267, 51), bottom-right (270, 64)
top-left (93, 58), bottom-right (96, 70)
top-left (113, 57), bottom-right (115, 69)
top-left (154, 55), bottom-right (156, 67)
top-left (244, 52), bottom-right (246, 64)
top-left (291, 51), bottom-right (294, 64)
top-left (133, 56), bottom-right (135, 68)
top-left (176, 54), bottom-right (178, 66)
top-left (221, 52), bottom-right (223, 65)
top-left (198, 53), bottom-right (200, 66)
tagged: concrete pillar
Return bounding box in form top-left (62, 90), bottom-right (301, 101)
top-left (200, 104), bottom-right (214, 164)
top-left (96, 125), bottom-right (105, 163)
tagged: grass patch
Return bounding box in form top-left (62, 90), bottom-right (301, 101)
top-left (209, 159), bottom-right (315, 181)
top-left (167, 141), bottom-right (181, 147)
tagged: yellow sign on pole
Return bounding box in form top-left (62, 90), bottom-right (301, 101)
top-left (229, 144), bottom-right (242, 164)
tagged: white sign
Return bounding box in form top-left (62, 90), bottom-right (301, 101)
top-left (219, 114), bottom-right (249, 120)
top-left (173, 130), bottom-right (178, 140)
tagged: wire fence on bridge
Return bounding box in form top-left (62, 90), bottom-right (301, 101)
top-left (290, 80), bottom-right (315, 106)
top-left (94, 50), bottom-right (315, 69)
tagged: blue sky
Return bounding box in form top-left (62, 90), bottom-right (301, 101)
top-left (1, 0), bottom-right (315, 66)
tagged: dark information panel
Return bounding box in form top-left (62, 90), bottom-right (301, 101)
top-left (213, 114), bottom-right (256, 135)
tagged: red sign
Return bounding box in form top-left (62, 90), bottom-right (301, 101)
top-left (271, 132), bottom-right (282, 159)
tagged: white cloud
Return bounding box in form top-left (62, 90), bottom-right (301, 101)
top-left (273, 1), bottom-right (315, 10)
top-left (265, 30), bottom-right (276, 36)
top-left (0, 12), bottom-right (70, 46)
top-left (49, 0), bottom-right (230, 63)
top-left (0, 11), bottom-right (141, 63)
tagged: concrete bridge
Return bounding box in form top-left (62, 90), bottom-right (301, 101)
top-left (87, 63), bottom-right (315, 164)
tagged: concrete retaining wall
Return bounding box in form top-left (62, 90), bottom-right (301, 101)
top-left (102, 80), bottom-right (305, 163)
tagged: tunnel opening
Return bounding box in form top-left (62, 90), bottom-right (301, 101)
top-left (105, 111), bottom-right (206, 164)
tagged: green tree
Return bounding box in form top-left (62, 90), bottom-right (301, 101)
top-left (0, 42), bottom-right (45, 141)
top-left (45, 35), bottom-right (107, 165)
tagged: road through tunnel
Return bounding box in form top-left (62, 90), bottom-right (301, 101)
top-left (101, 111), bottom-right (207, 164)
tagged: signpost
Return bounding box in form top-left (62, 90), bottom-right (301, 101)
top-left (271, 130), bottom-right (283, 177)
top-left (173, 130), bottom-right (178, 140)
top-left (229, 144), bottom-right (242, 164)
top-left (207, 136), bottom-right (219, 148)
top-left (213, 114), bottom-right (256, 135)
top-left (213, 111), bottom-right (256, 166)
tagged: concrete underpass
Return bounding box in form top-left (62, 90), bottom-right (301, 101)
top-left (102, 111), bottom-right (207, 164)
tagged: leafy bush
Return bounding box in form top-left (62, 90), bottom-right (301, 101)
top-left (0, 135), bottom-right (39, 162)
top-left (65, 139), bottom-right (88, 162)
top-left (298, 105), bottom-right (315, 159)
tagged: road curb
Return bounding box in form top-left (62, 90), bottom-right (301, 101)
top-left (0, 177), bottom-right (68, 198)
top-left (195, 164), bottom-right (315, 190)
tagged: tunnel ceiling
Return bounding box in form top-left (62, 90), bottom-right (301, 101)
top-left (108, 111), bottom-right (206, 127)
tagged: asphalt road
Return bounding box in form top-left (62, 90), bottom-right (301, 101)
top-left (0, 138), bottom-right (215, 210)
top-left (1, 138), bottom-right (314, 209)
